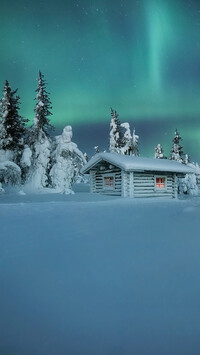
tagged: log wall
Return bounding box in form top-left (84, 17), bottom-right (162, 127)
top-left (90, 168), bottom-right (122, 195)
top-left (126, 171), bottom-right (176, 198)
top-left (90, 164), bottom-right (177, 198)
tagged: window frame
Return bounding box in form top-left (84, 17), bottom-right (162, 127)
top-left (103, 174), bottom-right (115, 191)
top-left (154, 175), bottom-right (167, 191)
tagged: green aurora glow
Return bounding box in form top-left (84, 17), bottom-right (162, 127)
top-left (1, 0), bottom-right (200, 158)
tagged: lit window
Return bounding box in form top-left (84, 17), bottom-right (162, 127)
top-left (104, 176), bottom-right (114, 189)
top-left (156, 177), bottom-right (165, 188)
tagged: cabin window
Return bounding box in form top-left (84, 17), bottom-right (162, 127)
top-left (155, 177), bottom-right (166, 188)
top-left (104, 175), bottom-right (114, 190)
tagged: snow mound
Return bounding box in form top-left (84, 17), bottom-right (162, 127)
top-left (0, 160), bottom-right (21, 185)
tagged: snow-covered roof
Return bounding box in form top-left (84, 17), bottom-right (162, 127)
top-left (82, 153), bottom-right (195, 174)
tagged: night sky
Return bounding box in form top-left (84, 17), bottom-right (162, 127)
top-left (1, 0), bottom-right (200, 160)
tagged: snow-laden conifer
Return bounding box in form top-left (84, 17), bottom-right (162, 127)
top-left (0, 80), bottom-right (28, 164)
top-left (155, 143), bottom-right (165, 159)
top-left (170, 129), bottom-right (184, 163)
top-left (84, 152), bottom-right (88, 162)
top-left (32, 71), bottom-right (53, 137)
top-left (27, 71), bottom-right (53, 188)
top-left (94, 146), bottom-right (99, 154)
top-left (50, 126), bottom-right (86, 194)
top-left (120, 122), bottom-right (132, 155)
top-left (109, 109), bottom-right (139, 156)
top-left (131, 128), bottom-right (139, 156)
top-left (184, 154), bottom-right (190, 165)
top-left (109, 108), bottom-right (124, 153)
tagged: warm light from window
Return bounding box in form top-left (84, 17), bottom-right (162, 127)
top-left (156, 177), bottom-right (165, 188)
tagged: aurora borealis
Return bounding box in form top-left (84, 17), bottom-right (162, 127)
top-left (1, 0), bottom-right (200, 159)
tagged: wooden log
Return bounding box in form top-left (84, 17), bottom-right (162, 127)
top-left (134, 193), bottom-right (173, 198)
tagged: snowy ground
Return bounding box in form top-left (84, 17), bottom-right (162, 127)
top-left (1, 187), bottom-right (200, 355)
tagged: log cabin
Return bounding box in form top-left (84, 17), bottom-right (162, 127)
top-left (81, 152), bottom-right (194, 198)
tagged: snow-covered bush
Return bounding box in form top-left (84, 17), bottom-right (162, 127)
top-left (0, 161), bottom-right (21, 186)
top-left (178, 174), bottom-right (198, 196)
top-left (50, 126), bottom-right (86, 194)
top-left (195, 163), bottom-right (200, 189)
top-left (178, 162), bottom-right (199, 196)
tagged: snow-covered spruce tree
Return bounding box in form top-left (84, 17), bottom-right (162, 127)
top-left (27, 71), bottom-right (53, 188)
top-left (131, 128), bottom-right (139, 156)
top-left (154, 143), bottom-right (165, 159)
top-left (0, 80), bottom-right (28, 164)
top-left (115, 123), bottom-right (139, 156)
top-left (109, 108), bottom-right (125, 153)
top-left (94, 146), bottom-right (99, 154)
top-left (170, 129), bottom-right (184, 163)
top-left (50, 125), bottom-right (86, 194)
top-left (120, 122), bottom-right (132, 155)
top-left (84, 152), bottom-right (88, 162)
top-left (184, 154), bottom-right (190, 165)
